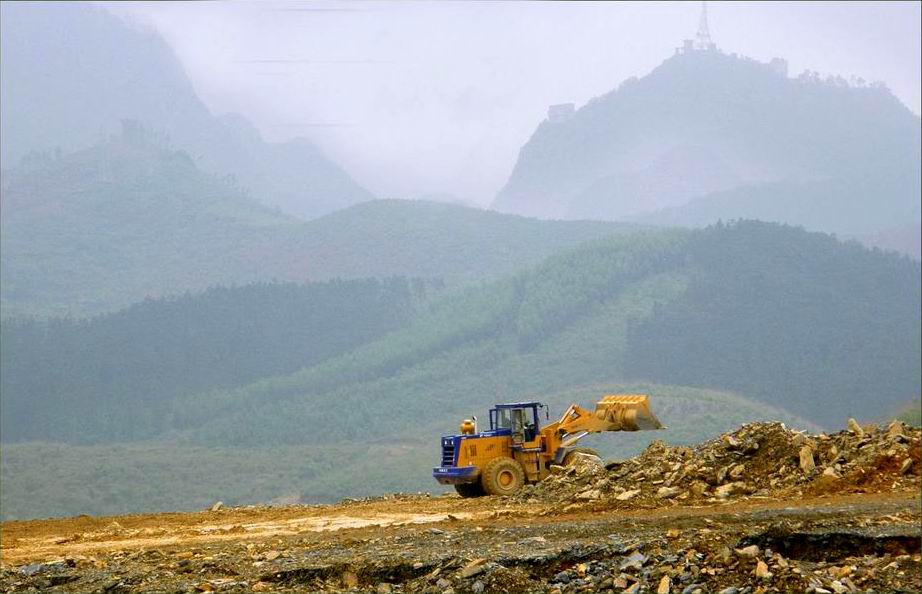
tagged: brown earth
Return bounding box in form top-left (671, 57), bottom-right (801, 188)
top-left (1, 421), bottom-right (920, 593)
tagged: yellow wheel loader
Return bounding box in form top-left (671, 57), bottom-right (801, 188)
top-left (432, 395), bottom-right (663, 497)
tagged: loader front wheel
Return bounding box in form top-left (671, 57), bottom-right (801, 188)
top-left (454, 482), bottom-right (485, 498)
top-left (481, 457), bottom-right (525, 496)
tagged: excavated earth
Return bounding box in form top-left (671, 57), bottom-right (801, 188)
top-left (1, 421), bottom-right (920, 594)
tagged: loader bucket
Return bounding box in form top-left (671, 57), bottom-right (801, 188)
top-left (595, 394), bottom-right (664, 431)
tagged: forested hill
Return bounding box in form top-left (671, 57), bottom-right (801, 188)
top-left (624, 221), bottom-right (921, 422)
top-left (493, 48), bottom-right (920, 242)
top-left (0, 1), bottom-right (371, 220)
top-left (2, 220), bottom-right (918, 518)
top-left (7, 220), bottom-right (916, 443)
top-left (0, 133), bottom-right (298, 318)
top-left (0, 135), bottom-right (633, 318)
top-left (0, 278), bottom-right (431, 443)
top-left (174, 220), bottom-right (918, 445)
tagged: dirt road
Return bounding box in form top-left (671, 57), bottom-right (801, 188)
top-left (2, 490), bottom-right (919, 593)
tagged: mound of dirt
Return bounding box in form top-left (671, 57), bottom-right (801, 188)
top-left (517, 420), bottom-right (921, 507)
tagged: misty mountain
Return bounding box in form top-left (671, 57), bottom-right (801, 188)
top-left (493, 49), bottom-right (921, 241)
top-left (0, 1), bottom-right (371, 220)
top-left (0, 134), bottom-right (634, 318)
top-left (633, 175), bottom-right (922, 240)
top-left (0, 131), bottom-right (298, 318)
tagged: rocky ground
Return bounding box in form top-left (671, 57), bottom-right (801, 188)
top-left (516, 420), bottom-right (921, 507)
top-left (1, 421), bottom-right (919, 594)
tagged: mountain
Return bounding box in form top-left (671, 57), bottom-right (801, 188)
top-left (493, 49), bottom-right (921, 240)
top-left (4, 220), bottom-right (918, 518)
top-left (0, 1), bottom-right (371, 220)
top-left (0, 136), bottom-right (635, 318)
top-left (632, 177), bottom-right (922, 258)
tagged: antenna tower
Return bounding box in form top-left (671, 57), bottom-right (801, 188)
top-left (695, 1), bottom-right (714, 50)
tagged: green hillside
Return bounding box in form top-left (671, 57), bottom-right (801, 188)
top-left (624, 221), bottom-right (921, 426)
top-left (0, 135), bottom-right (303, 318)
top-left (3, 221), bottom-right (919, 519)
top-left (0, 136), bottom-right (633, 318)
top-left (173, 221), bottom-right (917, 447)
top-left (0, 382), bottom-right (814, 520)
top-left (0, 278), bottom-right (432, 443)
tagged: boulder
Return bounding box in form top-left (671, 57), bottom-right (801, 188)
top-left (799, 446), bottom-right (816, 474)
top-left (847, 418), bottom-right (864, 438)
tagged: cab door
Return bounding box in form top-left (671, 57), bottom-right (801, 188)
top-left (511, 407), bottom-right (543, 482)
top-left (510, 408), bottom-right (526, 445)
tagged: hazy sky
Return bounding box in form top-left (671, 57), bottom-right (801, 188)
top-left (101, 1), bottom-right (921, 205)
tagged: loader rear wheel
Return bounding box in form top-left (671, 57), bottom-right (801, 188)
top-left (481, 457), bottom-right (525, 496)
top-left (454, 482), bottom-right (485, 498)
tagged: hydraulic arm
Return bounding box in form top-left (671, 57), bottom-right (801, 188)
top-left (549, 394), bottom-right (664, 448)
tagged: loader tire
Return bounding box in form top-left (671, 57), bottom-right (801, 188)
top-left (454, 482), bottom-right (485, 498)
top-left (481, 457), bottom-right (525, 496)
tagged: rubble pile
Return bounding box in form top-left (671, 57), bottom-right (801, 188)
top-left (519, 420), bottom-right (921, 506)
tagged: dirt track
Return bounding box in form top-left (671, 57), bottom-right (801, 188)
top-left (2, 490), bottom-right (920, 593)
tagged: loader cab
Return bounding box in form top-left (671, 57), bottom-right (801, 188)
top-left (490, 402), bottom-right (543, 443)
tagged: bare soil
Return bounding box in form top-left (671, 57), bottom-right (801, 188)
top-left (2, 490), bottom-right (919, 593)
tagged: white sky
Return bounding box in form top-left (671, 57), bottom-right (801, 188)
top-left (101, 1), bottom-right (922, 205)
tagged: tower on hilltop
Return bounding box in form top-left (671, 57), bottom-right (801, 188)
top-left (678, 1), bottom-right (717, 54)
top-left (695, 1), bottom-right (715, 50)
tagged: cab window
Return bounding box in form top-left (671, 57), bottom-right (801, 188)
top-left (492, 408), bottom-right (512, 429)
top-left (491, 407), bottom-right (539, 434)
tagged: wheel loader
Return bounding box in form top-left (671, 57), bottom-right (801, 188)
top-left (432, 395), bottom-right (663, 497)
